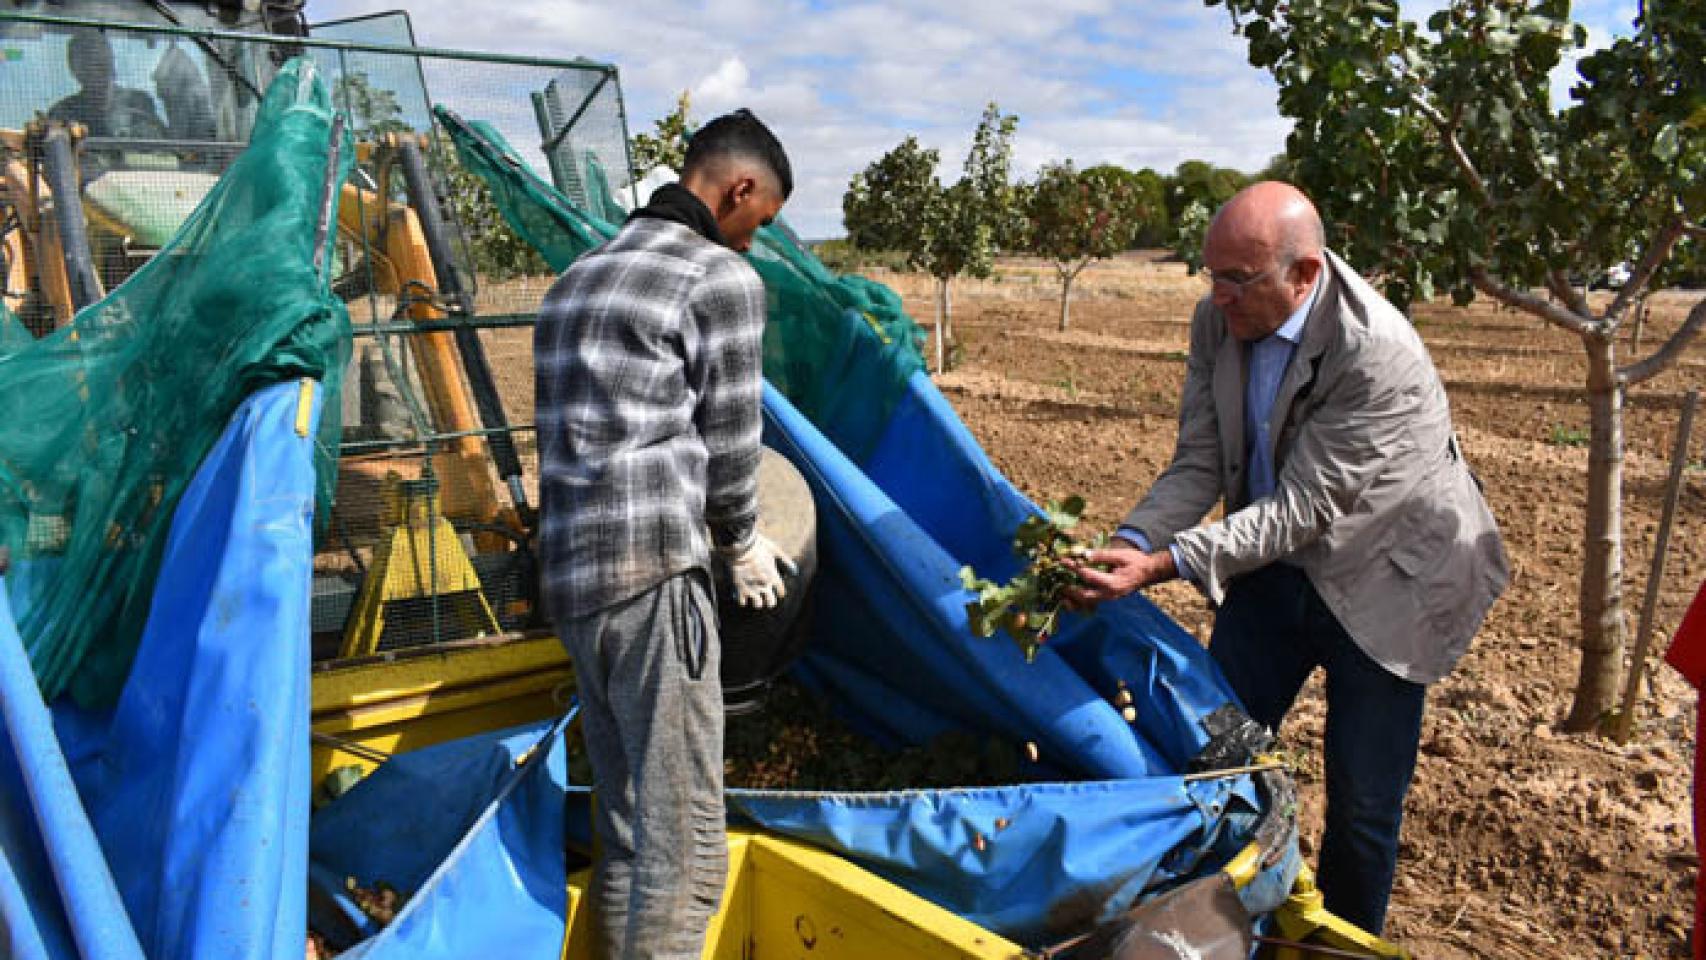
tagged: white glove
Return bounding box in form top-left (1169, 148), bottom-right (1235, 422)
top-left (716, 532), bottom-right (798, 609)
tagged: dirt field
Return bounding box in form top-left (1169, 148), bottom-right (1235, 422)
top-left (869, 253), bottom-right (1706, 959)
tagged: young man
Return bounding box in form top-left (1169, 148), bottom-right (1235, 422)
top-left (1070, 181), bottom-right (1508, 934)
top-left (535, 109), bottom-right (794, 959)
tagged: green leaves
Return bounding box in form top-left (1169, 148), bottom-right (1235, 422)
top-left (1206, 0), bottom-right (1706, 316)
top-left (1653, 124), bottom-right (1681, 163)
top-left (961, 497), bottom-right (1102, 662)
top-left (843, 104), bottom-right (1020, 285)
top-left (630, 90), bottom-right (692, 178)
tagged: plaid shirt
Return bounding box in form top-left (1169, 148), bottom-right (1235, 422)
top-left (535, 217), bottom-right (765, 619)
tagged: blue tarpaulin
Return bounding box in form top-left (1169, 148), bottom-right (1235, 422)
top-left (1, 380), bottom-right (322, 960)
top-left (309, 376), bottom-right (1289, 953)
top-left (2, 80), bottom-right (1297, 960)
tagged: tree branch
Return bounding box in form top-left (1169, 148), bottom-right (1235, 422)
top-left (1547, 269), bottom-right (1592, 318)
top-left (1619, 295), bottom-right (1706, 386)
top-left (1684, 221), bottom-right (1706, 241)
top-left (1471, 267), bottom-right (1597, 335)
top-left (1404, 87), bottom-right (1494, 207)
top-left (1608, 217), bottom-right (1688, 321)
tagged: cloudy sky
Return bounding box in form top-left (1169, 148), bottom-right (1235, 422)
top-left (314, 0), bottom-right (1639, 239)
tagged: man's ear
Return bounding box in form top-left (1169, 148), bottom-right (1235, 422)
top-left (1293, 254), bottom-right (1324, 289)
top-left (729, 176), bottom-right (757, 206)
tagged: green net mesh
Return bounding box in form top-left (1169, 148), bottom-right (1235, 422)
top-left (435, 107), bottom-right (926, 462)
top-left (0, 57), bottom-right (351, 704)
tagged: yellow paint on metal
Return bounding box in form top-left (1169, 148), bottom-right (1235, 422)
top-left (309, 636), bottom-right (571, 785)
top-left (1222, 840), bottom-right (1263, 889)
top-left (339, 473), bottom-right (501, 658)
top-left (1270, 864), bottom-right (1411, 960)
top-left (560, 830), bottom-right (1025, 960)
top-left (295, 378), bottom-right (314, 437)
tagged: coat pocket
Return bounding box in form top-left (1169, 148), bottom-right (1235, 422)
top-left (1384, 466), bottom-right (1485, 641)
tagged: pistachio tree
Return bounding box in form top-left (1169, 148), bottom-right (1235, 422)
top-left (1023, 163), bottom-right (1150, 330)
top-left (630, 90), bottom-right (691, 178)
top-left (1210, 0), bottom-right (1705, 731)
top-left (844, 104), bottom-right (1019, 372)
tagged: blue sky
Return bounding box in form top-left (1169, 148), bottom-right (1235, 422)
top-left (311, 0), bottom-right (1641, 239)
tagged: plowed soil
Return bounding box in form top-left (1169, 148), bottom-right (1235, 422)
top-left (875, 252), bottom-right (1706, 959)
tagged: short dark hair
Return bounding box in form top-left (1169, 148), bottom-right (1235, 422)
top-left (683, 108), bottom-right (793, 198)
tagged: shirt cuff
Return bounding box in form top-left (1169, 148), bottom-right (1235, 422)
top-left (1115, 526), bottom-right (1150, 551)
top-left (1116, 526), bottom-right (1196, 584)
top-left (1167, 544), bottom-right (1197, 584)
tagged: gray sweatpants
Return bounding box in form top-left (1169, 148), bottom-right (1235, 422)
top-left (558, 571), bottom-right (726, 960)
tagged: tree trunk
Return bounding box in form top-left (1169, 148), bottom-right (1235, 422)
top-left (1058, 273), bottom-right (1074, 332)
top-left (933, 277), bottom-right (947, 374)
top-left (1563, 334), bottom-right (1627, 732)
top-left (939, 278), bottom-right (955, 372)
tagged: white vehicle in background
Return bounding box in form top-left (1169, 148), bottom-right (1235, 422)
top-left (1591, 260), bottom-right (1633, 290)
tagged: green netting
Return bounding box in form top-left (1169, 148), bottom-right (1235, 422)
top-left (435, 106), bottom-right (925, 461)
top-left (0, 57), bottom-right (352, 704)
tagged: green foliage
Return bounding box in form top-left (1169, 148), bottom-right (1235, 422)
top-left (960, 496), bottom-right (1104, 662)
top-left (440, 139), bottom-right (551, 281)
top-left (1166, 159), bottom-right (1249, 223)
top-left (844, 135), bottom-right (941, 257)
top-left (843, 103), bottom-right (1021, 283)
top-left (1023, 162), bottom-right (1155, 327)
top-left (334, 69), bottom-right (411, 136)
top-left (810, 237), bottom-right (910, 273)
top-left (1130, 167), bottom-right (1173, 247)
top-left (1170, 199), bottom-right (1213, 273)
top-left (1206, 0), bottom-right (1705, 311)
top-left (631, 90), bottom-right (692, 179)
top-left (1547, 422), bottom-right (1590, 447)
top-left (329, 71), bottom-right (548, 283)
top-left (1024, 162), bottom-right (1151, 267)
top-left (844, 105), bottom-right (1019, 370)
top-left (921, 103), bottom-right (1021, 283)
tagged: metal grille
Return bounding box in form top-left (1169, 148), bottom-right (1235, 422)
top-left (0, 8), bottom-right (637, 662)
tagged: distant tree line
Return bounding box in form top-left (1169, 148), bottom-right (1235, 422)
top-left (837, 104), bottom-right (1288, 365)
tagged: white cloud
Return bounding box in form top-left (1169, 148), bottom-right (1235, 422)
top-left (691, 57), bottom-right (751, 108)
top-left (307, 0), bottom-right (1632, 238)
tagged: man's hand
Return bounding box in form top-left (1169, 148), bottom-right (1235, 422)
top-left (1065, 544), bottom-right (1178, 610)
top-left (716, 532), bottom-right (798, 609)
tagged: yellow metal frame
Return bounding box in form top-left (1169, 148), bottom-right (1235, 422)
top-left (561, 830), bottom-right (1027, 960)
top-left (339, 472), bottom-right (501, 658)
top-left (1270, 864), bottom-right (1411, 959)
top-left (309, 635), bottom-right (571, 786)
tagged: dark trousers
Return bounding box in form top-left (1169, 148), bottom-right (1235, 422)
top-left (1209, 563), bottom-right (1425, 936)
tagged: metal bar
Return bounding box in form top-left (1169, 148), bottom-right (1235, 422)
top-left (609, 65), bottom-right (642, 208)
top-left (312, 114), bottom-right (346, 280)
top-left (338, 423), bottom-right (535, 457)
top-left (0, 11), bottom-right (617, 72)
top-left (395, 136), bottom-right (531, 520)
top-left (79, 137), bottom-right (247, 157)
top-left (541, 72), bottom-right (611, 155)
top-left (351, 314), bottom-right (538, 336)
top-left (1250, 936), bottom-right (1384, 959)
top-left (1614, 387), bottom-right (1699, 743)
top-left (531, 90), bottom-right (574, 193)
top-left (39, 125), bottom-right (102, 314)
top-left (1180, 761), bottom-right (1288, 782)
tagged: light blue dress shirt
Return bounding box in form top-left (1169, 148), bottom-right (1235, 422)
top-left (1120, 276), bottom-right (1322, 581)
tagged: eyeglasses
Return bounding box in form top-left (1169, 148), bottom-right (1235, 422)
top-left (1200, 265), bottom-right (1278, 295)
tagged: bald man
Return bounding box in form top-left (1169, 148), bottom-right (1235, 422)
top-left (536, 109), bottom-right (793, 958)
top-left (1071, 182), bottom-right (1507, 934)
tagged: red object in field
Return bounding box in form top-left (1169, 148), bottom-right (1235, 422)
top-left (1664, 580), bottom-right (1706, 960)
